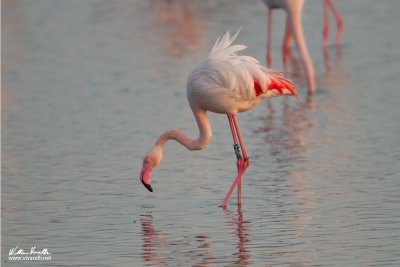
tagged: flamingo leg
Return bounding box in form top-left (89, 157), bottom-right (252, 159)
top-left (223, 115), bottom-right (241, 207)
top-left (232, 115), bottom-right (249, 162)
top-left (227, 115), bottom-right (240, 170)
top-left (322, 0), bottom-right (331, 71)
top-left (267, 8), bottom-right (273, 67)
top-left (322, 0), bottom-right (330, 48)
top-left (286, 1), bottom-right (316, 94)
top-left (282, 18), bottom-right (292, 76)
top-left (323, 0), bottom-right (344, 48)
top-left (222, 115), bottom-right (250, 208)
top-left (327, 0), bottom-right (344, 46)
top-left (233, 115), bottom-right (250, 206)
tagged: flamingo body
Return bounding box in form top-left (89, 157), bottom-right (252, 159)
top-left (140, 30), bottom-right (297, 207)
top-left (187, 31), bottom-right (296, 115)
top-left (264, 0), bottom-right (289, 9)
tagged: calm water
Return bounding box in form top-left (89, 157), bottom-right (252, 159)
top-left (2, 0), bottom-right (400, 266)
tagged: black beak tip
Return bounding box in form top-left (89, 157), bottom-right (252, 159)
top-left (142, 180), bottom-right (153, 192)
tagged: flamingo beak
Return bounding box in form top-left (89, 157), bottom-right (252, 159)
top-left (140, 162), bottom-right (153, 192)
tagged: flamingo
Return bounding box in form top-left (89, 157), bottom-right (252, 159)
top-left (264, 0), bottom-right (344, 94)
top-left (140, 30), bottom-right (297, 207)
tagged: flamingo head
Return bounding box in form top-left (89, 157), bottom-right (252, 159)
top-left (140, 145), bottom-right (163, 192)
top-left (140, 162), bottom-right (153, 192)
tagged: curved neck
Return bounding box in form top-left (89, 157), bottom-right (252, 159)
top-left (155, 109), bottom-right (212, 151)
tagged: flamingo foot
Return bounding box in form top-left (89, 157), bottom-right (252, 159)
top-left (222, 158), bottom-right (249, 208)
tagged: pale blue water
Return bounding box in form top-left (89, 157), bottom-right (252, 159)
top-left (2, 0), bottom-right (400, 266)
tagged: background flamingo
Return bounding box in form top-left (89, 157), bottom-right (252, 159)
top-left (263, 0), bottom-right (344, 94)
top-left (140, 30), bottom-right (297, 207)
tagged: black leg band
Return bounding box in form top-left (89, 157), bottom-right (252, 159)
top-left (233, 144), bottom-right (243, 159)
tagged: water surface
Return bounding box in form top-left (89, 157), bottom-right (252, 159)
top-left (2, 0), bottom-right (400, 266)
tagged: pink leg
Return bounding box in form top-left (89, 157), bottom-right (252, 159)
top-left (222, 115), bottom-right (250, 208)
top-left (282, 18), bottom-right (292, 76)
top-left (267, 9), bottom-right (273, 67)
top-left (233, 115), bottom-right (247, 206)
top-left (223, 115), bottom-right (242, 207)
top-left (229, 115), bottom-right (243, 205)
top-left (287, 2), bottom-right (316, 94)
top-left (227, 115), bottom-right (240, 172)
top-left (327, 0), bottom-right (344, 46)
top-left (322, 0), bottom-right (331, 71)
top-left (323, 0), bottom-right (344, 47)
top-left (322, 0), bottom-right (330, 48)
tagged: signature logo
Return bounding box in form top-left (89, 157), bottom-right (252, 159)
top-left (9, 246), bottom-right (51, 256)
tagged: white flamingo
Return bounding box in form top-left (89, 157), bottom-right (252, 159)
top-left (140, 30), bottom-right (297, 207)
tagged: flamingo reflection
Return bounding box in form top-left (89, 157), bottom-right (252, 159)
top-left (149, 0), bottom-right (207, 57)
top-left (256, 97), bottom-right (320, 262)
top-left (141, 214), bottom-right (167, 266)
top-left (257, 96), bottom-right (315, 166)
top-left (321, 44), bottom-right (346, 91)
top-left (140, 214), bottom-right (216, 266)
top-left (224, 206), bottom-right (252, 266)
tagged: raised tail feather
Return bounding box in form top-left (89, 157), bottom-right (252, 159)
top-left (268, 74), bottom-right (298, 97)
top-left (254, 73), bottom-right (297, 97)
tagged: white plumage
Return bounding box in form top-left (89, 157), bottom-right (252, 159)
top-left (186, 30), bottom-right (296, 114)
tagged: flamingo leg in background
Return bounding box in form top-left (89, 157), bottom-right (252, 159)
top-left (265, 0), bottom-right (316, 94)
top-left (322, 0), bottom-right (330, 48)
top-left (286, 1), bottom-right (316, 94)
top-left (282, 18), bottom-right (293, 75)
top-left (267, 9), bottom-right (273, 67)
top-left (268, 8), bottom-right (294, 71)
top-left (323, 0), bottom-right (344, 48)
top-left (223, 115), bottom-right (250, 207)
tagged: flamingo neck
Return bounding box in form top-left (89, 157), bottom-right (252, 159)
top-left (155, 109), bottom-right (212, 151)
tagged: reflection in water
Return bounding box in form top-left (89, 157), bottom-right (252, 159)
top-left (2, 0), bottom-right (29, 73)
top-left (281, 46), bottom-right (304, 85)
top-left (281, 42), bottom-right (346, 94)
top-left (320, 45), bottom-right (346, 91)
top-left (323, 44), bottom-right (341, 73)
top-left (257, 96), bottom-right (319, 264)
top-left (258, 96), bottom-right (315, 165)
top-left (149, 0), bottom-right (207, 57)
top-left (285, 179), bottom-right (318, 241)
top-left (3, 0), bottom-right (30, 223)
top-left (224, 206), bottom-right (252, 266)
top-left (90, 0), bottom-right (208, 60)
top-left (140, 213), bottom-right (216, 266)
top-left (141, 214), bottom-right (167, 266)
